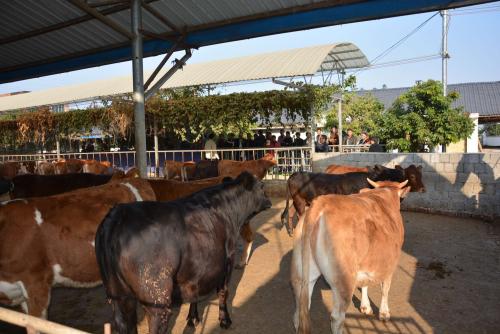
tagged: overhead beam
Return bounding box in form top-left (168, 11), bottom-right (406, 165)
top-left (145, 49), bottom-right (192, 100)
top-left (144, 37), bottom-right (183, 90)
top-left (0, 1), bottom-right (157, 46)
top-left (67, 0), bottom-right (133, 39)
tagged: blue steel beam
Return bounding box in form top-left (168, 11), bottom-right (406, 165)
top-left (0, 0), bottom-right (495, 83)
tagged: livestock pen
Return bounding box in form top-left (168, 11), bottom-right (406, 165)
top-left (2, 199), bottom-right (498, 334)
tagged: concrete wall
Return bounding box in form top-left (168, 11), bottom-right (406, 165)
top-left (312, 152), bottom-right (500, 221)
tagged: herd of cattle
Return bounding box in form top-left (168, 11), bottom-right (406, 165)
top-left (0, 154), bottom-right (425, 334)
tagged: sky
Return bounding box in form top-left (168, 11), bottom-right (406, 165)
top-left (1, 3), bottom-right (499, 95)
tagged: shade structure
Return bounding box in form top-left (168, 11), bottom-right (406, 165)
top-left (0, 0), bottom-right (494, 83)
top-left (0, 43), bottom-right (368, 112)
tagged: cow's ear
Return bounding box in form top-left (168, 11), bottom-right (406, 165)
top-left (417, 165), bottom-right (423, 171)
top-left (238, 172), bottom-right (255, 190)
top-left (222, 177), bottom-right (233, 183)
top-left (395, 165), bottom-right (403, 170)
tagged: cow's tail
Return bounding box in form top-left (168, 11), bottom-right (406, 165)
top-left (280, 180), bottom-right (290, 231)
top-left (298, 214), bottom-right (312, 334)
top-left (95, 205), bottom-right (122, 297)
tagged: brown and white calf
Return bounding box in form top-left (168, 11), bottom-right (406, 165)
top-left (0, 178), bottom-right (155, 319)
top-left (291, 179), bottom-right (410, 334)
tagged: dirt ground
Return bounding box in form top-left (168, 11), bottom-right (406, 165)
top-left (2, 198), bottom-right (500, 334)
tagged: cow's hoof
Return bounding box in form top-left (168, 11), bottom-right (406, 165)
top-left (379, 311), bottom-right (390, 321)
top-left (219, 318), bottom-right (232, 329)
top-left (360, 305), bottom-right (373, 315)
top-left (187, 317), bottom-right (200, 327)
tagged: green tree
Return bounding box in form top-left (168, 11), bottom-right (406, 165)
top-left (373, 80), bottom-right (474, 152)
top-left (325, 93), bottom-right (384, 134)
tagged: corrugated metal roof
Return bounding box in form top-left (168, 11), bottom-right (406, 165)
top-left (0, 43), bottom-right (368, 111)
top-left (356, 81), bottom-right (500, 117)
top-left (0, 0), bottom-right (493, 83)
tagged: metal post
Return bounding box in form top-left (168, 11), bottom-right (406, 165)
top-left (337, 98), bottom-right (342, 153)
top-left (441, 10), bottom-right (449, 97)
top-left (154, 117), bottom-right (159, 177)
top-left (56, 139), bottom-right (61, 160)
top-left (441, 9), bottom-right (449, 152)
top-left (131, 0), bottom-right (147, 177)
top-left (337, 71), bottom-right (345, 153)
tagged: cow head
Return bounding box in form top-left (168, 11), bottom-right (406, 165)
top-left (368, 164), bottom-right (405, 183)
top-left (367, 178), bottom-right (411, 198)
top-left (237, 172), bottom-right (272, 212)
top-left (396, 165), bottom-right (425, 193)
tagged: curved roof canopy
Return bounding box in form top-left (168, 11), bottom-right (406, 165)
top-left (0, 0), bottom-right (493, 83)
top-left (0, 43), bottom-right (368, 111)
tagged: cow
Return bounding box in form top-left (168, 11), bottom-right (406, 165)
top-left (147, 176), bottom-right (255, 268)
top-left (218, 154), bottom-right (277, 179)
top-left (0, 161), bottom-right (28, 179)
top-left (95, 172), bottom-right (272, 333)
top-left (53, 159), bottom-right (85, 174)
top-left (280, 165), bottom-right (408, 236)
top-left (325, 163), bottom-right (425, 193)
top-left (291, 179), bottom-right (410, 334)
top-left (0, 178), bottom-right (155, 319)
top-left (193, 159), bottom-right (219, 179)
top-left (82, 159), bottom-right (113, 174)
top-left (10, 173), bottom-right (114, 199)
top-left (163, 160), bottom-right (196, 181)
top-left (36, 161), bottom-right (55, 175)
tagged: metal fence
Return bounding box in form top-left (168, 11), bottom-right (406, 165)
top-left (0, 147), bottom-right (312, 180)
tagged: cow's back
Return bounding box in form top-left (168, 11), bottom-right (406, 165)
top-left (325, 164), bottom-right (369, 174)
top-left (148, 176), bottom-right (225, 201)
top-left (194, 160), bottom-right (219, 179)
top-left (11, 173), bottom-right (113, 198)
top-left (309, 190), bottom-right (404, 279)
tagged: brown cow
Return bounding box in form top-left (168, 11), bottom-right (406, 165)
top-left (36, 161), bottom-right (55, 175)
top-left (218, 154), bottom-right (277, 179)
top-left (53, 159), bottom-right (85, 174)
top-left (147, 176), bottom-right (254, 268)
top-left (0, 161), bottom-right (27, 179)
top-left (291, 179), bottom-right (410, 334)
top-left (163, 160), bottom-right (196, 181)
top-left (0, 178), bottom-right (155, 318)
top-left (325, 164), bottom-right (425, 192)
top-left (82, 159), bottom-right (112, 174)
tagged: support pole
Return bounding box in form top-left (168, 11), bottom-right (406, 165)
top-left (131, 0), bottom-right (147, 177)
top-left (154, 117), bottom-right (159, 177)
top-left (56, 139), bottom-right (61, 160)
top-left (337, 71), bottom-right (345, 153)
top-left (441, 9), bottom-right (449, 152)
top-left (441, 9), bottom-right (449, 97)
top-left (337, 98), bottom-right (342, 153)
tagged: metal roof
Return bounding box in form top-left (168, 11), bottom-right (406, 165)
top-left (0, 43), bottom-right (368, 111)
top-left (357, 81), bottom-right (500, 118)
top-left (0, 0), bottom-right (494, 83)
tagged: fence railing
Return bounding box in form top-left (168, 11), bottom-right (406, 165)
top-left (0, 147), bottom-right (313, 180)
top-left (327, 145), bottom-right (371, 153)
top-left (0, 306), bottom-right (92, 334)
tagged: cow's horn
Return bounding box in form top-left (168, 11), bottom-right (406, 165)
top-left (367, 178), bottom-right (379, 188)
top-left (398, 179), bottom-right (409, 188)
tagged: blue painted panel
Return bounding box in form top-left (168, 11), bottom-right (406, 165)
top-left (0, 0), bottom-right (492, 83)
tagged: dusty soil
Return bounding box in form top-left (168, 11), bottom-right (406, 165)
top-left (2, 198), bottom-right (500, 334)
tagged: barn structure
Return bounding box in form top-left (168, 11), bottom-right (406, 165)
top-left (1, 0), bottom-right (494, 176)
